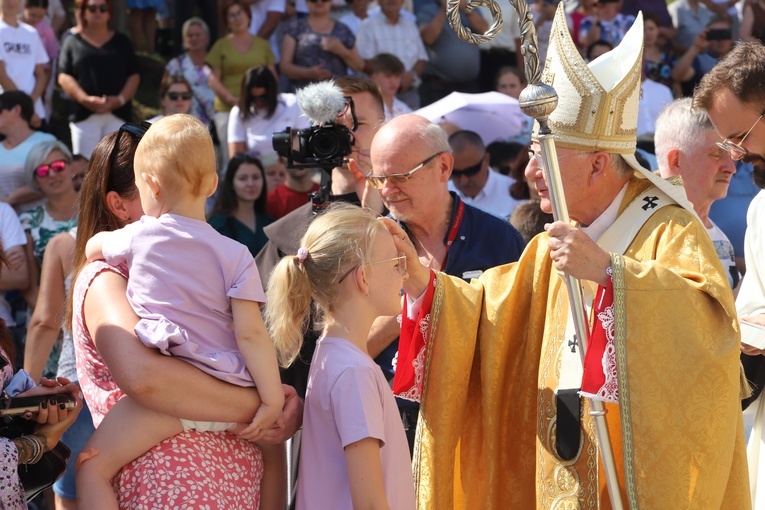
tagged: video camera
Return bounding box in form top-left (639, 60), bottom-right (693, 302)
top-left (272, 122), bottom-right (354, 171)
top-left (272, 82), bottom-right (357, 171)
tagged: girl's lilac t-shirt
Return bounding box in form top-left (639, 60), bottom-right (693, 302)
top-left (296, 336), bottom-right (415, 510)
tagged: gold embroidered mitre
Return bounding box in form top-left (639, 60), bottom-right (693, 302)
top-left (534, 5), bottom-right (643, 153)
top-left (534, 7), bottom-right (699, 216)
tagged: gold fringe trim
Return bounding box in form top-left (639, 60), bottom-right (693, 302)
top-left (611, 253), bottom-right (639, 509)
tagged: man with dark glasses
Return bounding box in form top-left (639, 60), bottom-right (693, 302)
top-left (696, 43), bottom-right (765, 506)
top-left (447, 130), bottom-right (521, 219)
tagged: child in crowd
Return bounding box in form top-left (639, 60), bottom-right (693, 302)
top-left (369, 53), bottom-right (412, 121)
top-left (76, 115), bottom-right (285, 509)
top-left (509, 199), bottom-right (553, 243)
top-left (495, 66), bottom-right (532, 145)
top-left (494, 66), bottom-right (525, 100)
top-left (265, 203), bottom-right (415, 510)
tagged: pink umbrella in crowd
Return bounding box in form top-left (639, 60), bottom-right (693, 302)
top-left (414, 91), bottom-right (526, 145)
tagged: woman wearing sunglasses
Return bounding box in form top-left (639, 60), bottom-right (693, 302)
top-left (19, 141), bottom-right (77, 278)
top-left (228, 66), bottom-right (308, 159)
top-left (58, 0), bottom-right (140, 158)
top-left (280, 0), bottom-right (363, 92)
top-left (65, 123), bottom-right (302, 508)
top-left (22, 144), bottom-right (93, 509)
top-left (147, 75), bottom-right (193, 123)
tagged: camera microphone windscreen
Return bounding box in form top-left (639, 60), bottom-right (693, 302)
top-left (296, 81), bottom-right (347, 125)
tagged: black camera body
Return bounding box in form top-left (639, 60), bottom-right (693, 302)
top-left (272, 123), bottom-right (353, 170)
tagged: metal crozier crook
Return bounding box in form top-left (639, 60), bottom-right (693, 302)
top-left (445, 2), bottom-right (624, 509)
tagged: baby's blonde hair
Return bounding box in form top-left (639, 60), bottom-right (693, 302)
top-left (136, 114), bottom-right (217, 197)
top-left (264, 203), bottom-right (384, 367)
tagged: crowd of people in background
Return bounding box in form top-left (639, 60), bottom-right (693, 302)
top-left (1, 0), bottom-right (765, 508)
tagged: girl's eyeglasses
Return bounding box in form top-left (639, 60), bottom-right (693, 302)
top-left (34, 159), bottom-right (68, 178)
top-left (86, 4), bottom-right (109, 12)
top-left (336, 253), bottom-right (407, 284)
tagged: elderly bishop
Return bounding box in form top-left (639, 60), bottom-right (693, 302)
top-left (389, 6), bottom-right (750, 509)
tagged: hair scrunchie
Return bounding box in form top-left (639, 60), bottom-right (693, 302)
top-left (297, 247), bottom-right (309, 263)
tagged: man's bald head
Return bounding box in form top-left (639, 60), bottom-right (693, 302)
top-left (372, 114), bottom-right (450, 159)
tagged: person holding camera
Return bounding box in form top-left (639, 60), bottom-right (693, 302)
top-left (672, 16), bottom-right (733, 97)
top-left (256, 76), bottom-right (385, 395)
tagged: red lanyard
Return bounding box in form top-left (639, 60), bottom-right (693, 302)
top-left (441, 200), bottom-right (465, 269)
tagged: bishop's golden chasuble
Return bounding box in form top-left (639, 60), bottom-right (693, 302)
top-left (410, 176), bottom-right (750, 509)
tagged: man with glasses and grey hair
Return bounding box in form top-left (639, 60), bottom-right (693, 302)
top-left (365, 113), bottom-right (525, 453)
top-left (695, 41), bottom-right (765, 506)
top-left (654, 97), bottom-right (739, 290)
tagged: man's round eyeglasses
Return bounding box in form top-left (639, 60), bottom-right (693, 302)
top-left (336, 253), bottom-right (407, 284)
top-left (717, 112), bottom-right (764, 161)
top-left (365, 152), bottom-right (444, 189)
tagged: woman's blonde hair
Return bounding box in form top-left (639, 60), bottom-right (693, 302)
top-left (265, 203), bottom-right (384, 367)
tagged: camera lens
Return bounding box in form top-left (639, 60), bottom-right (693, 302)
top-left (272, 129), bottom-right (292, 158)
top-left (309, 127), bottom-right (340, 159)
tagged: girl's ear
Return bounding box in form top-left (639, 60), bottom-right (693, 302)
top-left (356, 265), bottom-right (371, 297)
top-left (105, 190), bottom-right (131, 222)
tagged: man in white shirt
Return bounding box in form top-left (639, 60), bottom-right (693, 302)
top-left (447, 129), bottom-right (521, 218)
top-left (655, 97), bottom-right (740, 289)
top-left (356, 0), bottom-right (427, 109)
top-left (0, 0), bottom-right (49, 124)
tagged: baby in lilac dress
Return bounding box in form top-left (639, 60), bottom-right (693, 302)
top-left (76, 115), bottom-right (284, 507)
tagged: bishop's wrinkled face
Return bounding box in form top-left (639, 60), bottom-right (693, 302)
top-left (524, 143), bottom-right (595, 223)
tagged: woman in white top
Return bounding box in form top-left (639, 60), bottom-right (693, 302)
top-left (228, 66), bottom-right (308, 159)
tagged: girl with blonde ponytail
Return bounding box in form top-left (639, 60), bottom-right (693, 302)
top-left (265, 202), bottom-right (416, 510)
